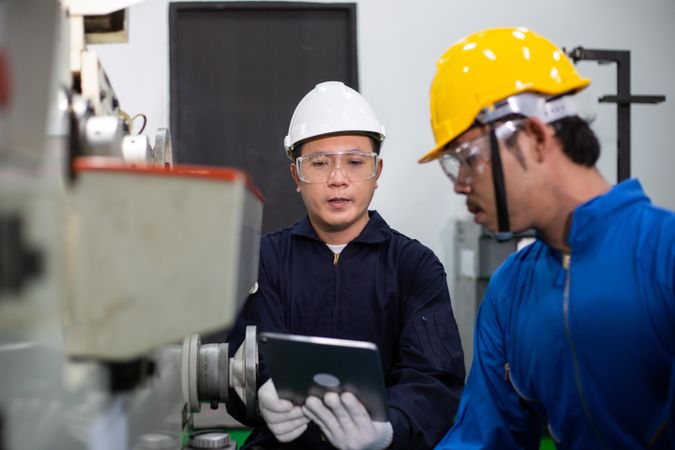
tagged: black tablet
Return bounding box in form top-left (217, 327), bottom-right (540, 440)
top-left (258, 332), bottom-right (389, 422)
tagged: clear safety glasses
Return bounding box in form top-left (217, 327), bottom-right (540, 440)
top-left (296, 151), bottom-right (379, 184)
top-left (438, 119), bottom-right (525, 185)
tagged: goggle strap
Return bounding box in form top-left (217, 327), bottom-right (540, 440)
top-left (477, 92), bottom-right (578, 125)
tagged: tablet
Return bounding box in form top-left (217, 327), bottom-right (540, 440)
top-left (258, 332), bottom-right (389, 422)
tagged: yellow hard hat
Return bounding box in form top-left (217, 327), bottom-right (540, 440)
top-left (419, 27), bottom-right (590, 163)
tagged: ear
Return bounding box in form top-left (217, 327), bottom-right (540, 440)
top-left (524, 117), bottom-right (556, 163)
top-left (290, 163), bottom-right (302, 191)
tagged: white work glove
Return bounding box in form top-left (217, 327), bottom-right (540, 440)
top-left (303, 392), bottom-right (393, 450)
top-left (258, 379), bottom-right (309, 442)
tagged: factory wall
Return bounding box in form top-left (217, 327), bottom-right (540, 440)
top-left (93, 0), bottom-right (675, 311)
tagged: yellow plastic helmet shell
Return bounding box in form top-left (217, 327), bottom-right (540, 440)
top-left (419, 27), bottom-right (590, 163)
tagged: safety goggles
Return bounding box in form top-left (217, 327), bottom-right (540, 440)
top-left (296, 151), bottom-right (379, 184)
top-left (438, 119), bottom-right (525, 185)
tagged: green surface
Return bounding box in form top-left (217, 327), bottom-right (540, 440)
top-left (540, 435), bottom-right (556, 450)
top-left (218, 428), bottom-right (556, 449)
top-left (229, 429), bottom-right (251, 449)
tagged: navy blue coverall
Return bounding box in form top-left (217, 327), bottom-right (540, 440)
top-left (226, 211), bottom-right (465, 449)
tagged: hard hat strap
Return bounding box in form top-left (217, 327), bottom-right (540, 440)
top-left (489, 126), bottom-right (513, 242)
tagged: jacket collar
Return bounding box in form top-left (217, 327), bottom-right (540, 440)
top-left (291, 210), bottom-right (391, 244)
top-left (567, 178), bottom-right (650, 251)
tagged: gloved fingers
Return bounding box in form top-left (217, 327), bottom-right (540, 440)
top-left (324, 392), bottom-right (359, 436)
top-left (303, 396), bottom-right (343, 442)
top-left (273, 422), bottom-right (308, 443)
top-left (267, 414), bottom-right (310, 443)
top-left (301, 405), bottom-right (327, 435)
top-left (260, 396), bottom-right (297, 414)
top-left (258, 379), bottom-right (279, 399)
top-left (339, 391), bottom-right (373, 430)
top-left (258, 380), bottom-right (298, 414)
top-left (268, 408), bottom-right (309, 428)
top-left (261, 404), bottom-right (306, 425)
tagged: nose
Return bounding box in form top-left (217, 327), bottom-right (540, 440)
top-left (453, 181), bottom-right (471, 195)
top-left (453, 166), bottom-right (472, 194)
top-left (327, 165), bottom-right (349, 186)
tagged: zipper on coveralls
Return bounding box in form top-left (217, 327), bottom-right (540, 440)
top-left (504, 363), bottom-right (534, 402)
top-left (332, 251), bottom-right (340, 336)
top-left (562, 253), bottom-right (607, 448)
top-left (505, 363), bottom-right (561, 444)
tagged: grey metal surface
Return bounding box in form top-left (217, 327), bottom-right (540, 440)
top-left (243, 326), bottom-right (258, 419)
top-left (454, 219), bottom-right (517, 373)
top-left (3, 0), bottom-right (59, 167)
top-left (196, 343), bottom-right (229, 407)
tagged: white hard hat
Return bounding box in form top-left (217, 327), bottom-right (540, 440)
top-left (283, 81), bottom-right (386, 160)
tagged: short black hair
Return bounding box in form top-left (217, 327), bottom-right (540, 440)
top-left (290, 133), bottom-right (381, 161)
top-left (550, 116), bottom-right (600, 167)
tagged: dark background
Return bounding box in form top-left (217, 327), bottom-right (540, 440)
top-left (170, 2), bottom-right (358, 234)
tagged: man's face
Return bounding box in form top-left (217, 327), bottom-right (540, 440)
top-left (447, 120), bottom-right (534, 232)
top-left (291, 134), bottom-right (382, 239)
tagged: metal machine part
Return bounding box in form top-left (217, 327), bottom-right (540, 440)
top-left (132, 433), bottom-right (179, 450)
top-left (196, 343), bottom-right (229, 409)
top-left (454, 219), bottom-right (519, 373)
top-left (182, 326), bottom-right (259, 420)
top-left (122, 128), bottom-right (175, 165)
top-left (2, 1), bottom-right (262, 448)
top-left (152, 128), bottom-right (174, 166)
top-left (122, 134), bottom-right (152, 162)
top-left (66, 161), bottom-right (263, 360)
top-left (567, 47), bottom-right (666, 182)
top-left (83, 115), bottom-right (125, 157)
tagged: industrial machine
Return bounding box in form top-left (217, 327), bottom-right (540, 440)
top-left (452, 220), bottom-right (537, 372)
top-left (0, 1), bottom-right (263, 449)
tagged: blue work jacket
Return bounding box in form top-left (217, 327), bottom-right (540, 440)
top-left (436, 179), bottom-right (675, 449)
top-left (227, 211), bottom-right (465, 449)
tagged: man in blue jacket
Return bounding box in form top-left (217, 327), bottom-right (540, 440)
top-left (227, 81), bottom-right (465, 449)
top-left (418, 27), bottom-right (675, 449)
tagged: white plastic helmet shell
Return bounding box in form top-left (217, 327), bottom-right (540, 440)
top-left (283, 81), bottom-right (386, 160)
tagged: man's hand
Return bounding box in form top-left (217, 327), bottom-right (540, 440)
top-left (258, 379), bottom-right (309, 442)
top-left (303, 392), bottom-right (393, 450)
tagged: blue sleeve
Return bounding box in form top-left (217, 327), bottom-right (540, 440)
top-left (387, 245), bottom-right (466, 449)
top-left (434, 289), bottom-right (540, 450)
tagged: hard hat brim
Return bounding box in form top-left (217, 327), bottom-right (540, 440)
top-left (418, 141), bottom-right (446, 164)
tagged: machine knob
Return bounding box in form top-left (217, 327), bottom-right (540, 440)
top-left (133, 433), bottom-right (178, 450)
top-left (188, 432), bottom-right (231, 449)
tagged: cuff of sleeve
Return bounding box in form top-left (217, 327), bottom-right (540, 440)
top-left (387, 407), bottom-right (410, 450)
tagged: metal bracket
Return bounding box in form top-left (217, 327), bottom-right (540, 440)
top-left (567, 47), bottom-right (666, 181)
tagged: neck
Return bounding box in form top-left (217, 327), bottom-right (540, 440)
top-left (537, 166), bottom-right (611, 253)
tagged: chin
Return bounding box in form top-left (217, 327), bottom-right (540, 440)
top-left (325, 217), bottom-right (355, 231)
